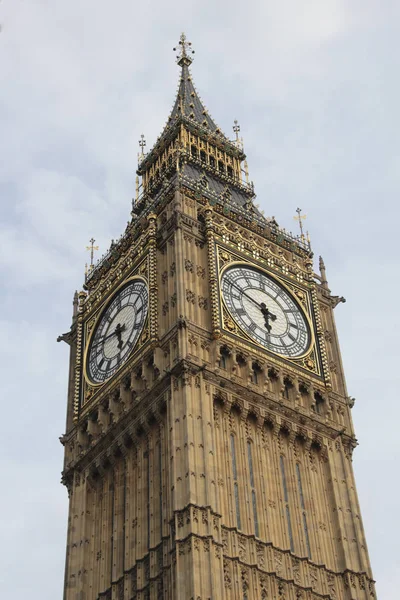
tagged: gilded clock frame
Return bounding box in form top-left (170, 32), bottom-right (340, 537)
top-left (82, 274), bottom-right (149, 388)
top-left (74, 253), bottom-right (153, 416)
top-left (215, 243), bottom-right (323, 378)
top-left (219, 260), bottom-right (315, 361)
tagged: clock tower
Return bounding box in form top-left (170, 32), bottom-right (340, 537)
top-left (60, 34), bottom-right (376, 600)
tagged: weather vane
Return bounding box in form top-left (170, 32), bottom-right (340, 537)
top-left (173, 32), bottom-right (195, 66)
top-left (294, 207), bottom-right (307, 240)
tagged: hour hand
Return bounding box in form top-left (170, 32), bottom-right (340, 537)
top-left (260, 303), bottom-right (277, 332)
top-left (114, 323), bottom-right (125, 350)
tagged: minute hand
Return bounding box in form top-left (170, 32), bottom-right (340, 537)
top-left (91, 329), bottom-right (119, 349)
top-left (229, 281), bottom-right (263, 311)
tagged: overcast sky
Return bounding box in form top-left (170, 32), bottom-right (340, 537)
top-left (1, 1), bottom-right (399, 597)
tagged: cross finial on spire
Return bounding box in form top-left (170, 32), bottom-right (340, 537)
top-left (86, 237), bottom-right (99, 267)
top-left (173, 32), bottom-right (195, 67)
top-left (294, 207), bottom-right (307, 240)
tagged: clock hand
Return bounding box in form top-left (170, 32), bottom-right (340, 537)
top-left (229, 280), bottom-right (265, 311)
top-left (260, 302), bottom-right (277, 332)
top-left (115, 323), bottom-right (124, 350)
top-left (91, 323), bottom-right (126, 349)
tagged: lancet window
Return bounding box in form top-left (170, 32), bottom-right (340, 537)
top-left (230, 434), bottom-right (241, 530)
top-left (247, 441), bottom-right (259, 537)
top-left (296, 463), bottom-right (311, 558)
top-left (280, 455), bottom-right (294, 552)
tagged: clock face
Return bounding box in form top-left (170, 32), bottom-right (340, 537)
top-left (86, 280), bottom-right (148, 384)
top-left (221, 265), bottom-right (311, 358)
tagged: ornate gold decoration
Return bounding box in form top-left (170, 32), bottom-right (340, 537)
top-left (147, 213), bottom-right (158, 343)
top-left (205, 205), bottom-right (221, 338)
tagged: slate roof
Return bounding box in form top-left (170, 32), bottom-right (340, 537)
top-left (166, 62), bottom-right (224, 135)
top-left (181, 163), bottom-right (253, 208)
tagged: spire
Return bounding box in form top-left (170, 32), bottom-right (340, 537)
top-left (319, 256), bottom-right (329, 290)
top-left (169, 33), bottom-right (223, 134)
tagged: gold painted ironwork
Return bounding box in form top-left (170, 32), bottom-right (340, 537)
top-left (294, 207), bottom-right (306, 241)
top-left (86, 237), bottom-right (99, 266)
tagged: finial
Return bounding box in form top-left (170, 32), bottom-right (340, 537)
top-left (173, 32), bottom-right (195, 67)
top-left (139, 134), bottom-right (146, 158)
top-left (244, 159), bottom-right (249, 185)
top-left (73, 290), bottom-right (79, 318)
top-left (293, 207), bottom-right (307, 241)
top-left (233, 119), bottom-right (244, 150)
top-left (135, 175), bottom-right (139, 204)
top-left (86, 237), bottom-right (99, 266)
top-left (233, 120), bottom-right (240, 141)
top-left (319, 256), bottom-right (329, 289)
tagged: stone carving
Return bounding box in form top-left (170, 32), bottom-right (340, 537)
top-left (292, 558), bottom-right (301, 584)
top-left (197, 265), bottom-right (206, 278)
top-left (327, 573), bottom-right (336, 598)
top-left (256, 543), bottom-right (265, 569)
top-left (309, 566), bottom-right (318, 589)
top-left (241, 567), bottom-right (249, 592)
top-left (185, 259), bottom-right (194, 272)
top-left (198, 296), bottom-right (208, 309)
top-left (223, 559), bottom-right (232, 589)
top-left (238, 534), bottom-right (247, 560)
top-left (274, 550), bottom-right (283, 576)
top-left (259, 574), bottom-right (268, 599)
top-left (186, 290), bottom-right (196, 304)
top-left (222, 529), bottom-right (228, 552)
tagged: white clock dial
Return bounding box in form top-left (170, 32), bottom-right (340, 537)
top-left (86, 280), bottom-right (148, 384)
top-left (221, 265), bottom-right (310, 358)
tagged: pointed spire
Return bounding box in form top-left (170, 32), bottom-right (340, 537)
top-left (319, 256), bottom-right (329, 290)
top-left (168, 33), bottom-right (223, 134)
top-left (73, 290), bottom-right (79, 318)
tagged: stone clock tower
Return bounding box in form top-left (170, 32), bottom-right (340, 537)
top-left (60, 35), bottom-right (376, 600)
